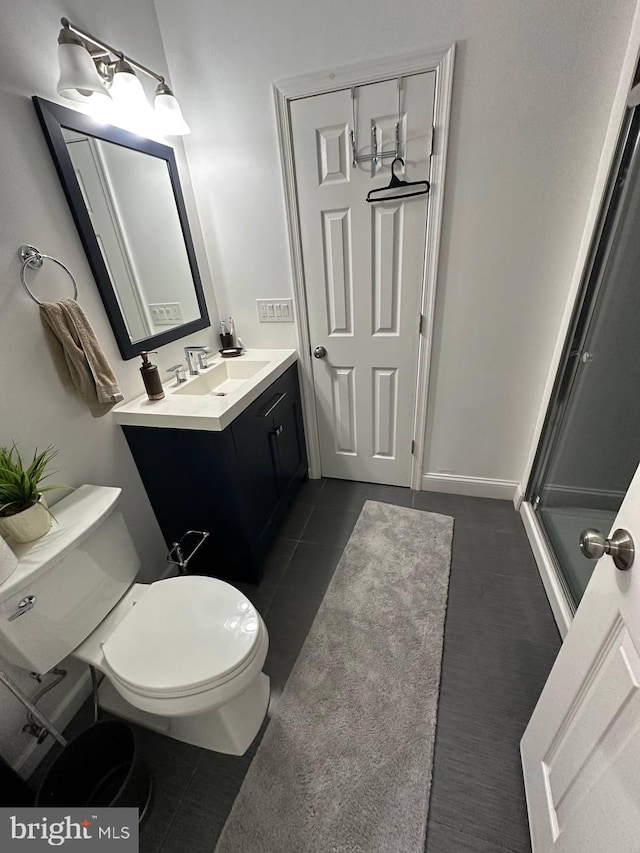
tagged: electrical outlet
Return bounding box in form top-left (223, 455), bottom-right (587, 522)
top-left (256, 298), bottom-right (293, 322)
top-left (149, 302), bottom-right (183, 326)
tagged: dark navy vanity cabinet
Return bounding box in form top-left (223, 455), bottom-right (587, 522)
top-left (122, 363), bottom-right (307, 582)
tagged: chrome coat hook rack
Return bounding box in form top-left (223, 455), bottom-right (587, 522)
top-left (18, 244), bottom-right (79, 306)
top-left (350, 77), bottom-right (404, 167)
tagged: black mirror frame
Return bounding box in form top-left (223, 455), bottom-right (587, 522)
top-left (32, 96), bottom-right (210, 360)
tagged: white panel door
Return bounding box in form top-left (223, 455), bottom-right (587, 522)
top-left (521, 461), bottom-right (640, 852)
top-left (290, 74), bottom-right (435, 485)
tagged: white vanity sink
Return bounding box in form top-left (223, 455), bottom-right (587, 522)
top-left (113, 349), bottom-right (297, 432)
top-left (173, 359), bottom-right (269, 397)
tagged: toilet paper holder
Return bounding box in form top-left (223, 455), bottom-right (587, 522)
top-left (166, 530), bottom-right (210, 574)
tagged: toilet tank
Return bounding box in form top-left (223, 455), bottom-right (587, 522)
top-left (0, 485), bottom-right (140, 674)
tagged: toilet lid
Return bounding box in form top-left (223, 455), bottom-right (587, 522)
top-left (102, 576), bottom-right (261, 696)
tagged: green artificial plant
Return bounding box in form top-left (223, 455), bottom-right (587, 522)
top-left (0, 444), bottom-right (66, 518)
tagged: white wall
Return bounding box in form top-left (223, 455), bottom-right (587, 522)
top-left (0, 0), bottom-right (218, 774)
top-left (155, 0), bottom-right (638, 487)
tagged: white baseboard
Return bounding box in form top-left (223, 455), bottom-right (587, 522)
top-left (14, 671), bottom-right (92, 779)
top-left (421, 472), bottom-right (519, 501)
top-left (520, 501), bottom-right (572, 639)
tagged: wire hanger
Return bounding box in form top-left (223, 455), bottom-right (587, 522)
top-left (366, 157), bottom-right (430, 203)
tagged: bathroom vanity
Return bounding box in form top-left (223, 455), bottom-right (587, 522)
top-left (114, 350), bottom-right (307, 582)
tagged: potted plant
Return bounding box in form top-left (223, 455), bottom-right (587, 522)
top-left (0, 444), bottom-right (66, 544)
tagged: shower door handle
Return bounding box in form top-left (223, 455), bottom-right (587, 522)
top-left (579, 528), bottom-right (635, 571)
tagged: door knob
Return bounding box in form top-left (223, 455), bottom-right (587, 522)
top-left (579, 528), bottom-right (635, 571)
top-left (313, 346), bottom-right (327, 359)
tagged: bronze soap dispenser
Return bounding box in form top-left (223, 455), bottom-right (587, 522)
top-left (139, 351), bottom-right (165, 401)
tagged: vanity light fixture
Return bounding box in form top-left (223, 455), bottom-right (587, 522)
top-left (109, 58), bottom-right (156, 132)
top-left (155, 83), bottom-right (191, 137)
top-left (56, 27), bottom-right (111, 103)
top-left (55, 18), bottom-right (191, 136)
top-left (110, 59), bottom-right (149, 110)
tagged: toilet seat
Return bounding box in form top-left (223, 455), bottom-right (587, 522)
top-left (102, 575), bottom-right (263, 700)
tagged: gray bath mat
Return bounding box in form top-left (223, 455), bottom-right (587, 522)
top-left (215, 500), bottom-right (453, 853)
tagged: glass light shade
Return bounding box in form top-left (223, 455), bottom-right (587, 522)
top-left (84, 91), bottom-right (115, 123)
top-left (57, 36), bottom-right (112, 102)
top-left (109, 60), bottom-right (157, 135)
top-left (110, 62), bottom-right (149, 111)
top-left (155, 89), bottom-right (191, 136)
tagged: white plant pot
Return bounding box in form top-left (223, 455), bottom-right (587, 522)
top-left (0, 497), bottom-right (52, 544)
top-left (0, 534), bottom-right (18, 584)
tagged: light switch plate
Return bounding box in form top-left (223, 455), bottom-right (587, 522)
top-left (149, 302), bottom-right (183, 326)
top-left (256, 298), bottom-right (294, 322)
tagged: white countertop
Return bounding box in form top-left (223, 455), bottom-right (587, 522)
top-left (113, 349), bottom-right (298, 432)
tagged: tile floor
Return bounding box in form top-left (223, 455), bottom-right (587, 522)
top-left (30, 478), bottom-right (561, 852)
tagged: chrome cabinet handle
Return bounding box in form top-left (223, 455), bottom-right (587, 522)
top-left (261, 392), bottom-right (287, 418)
top-left (313, 346), bottom-right (327, 359)
top-left (579, 528), bottom-right (635, 571)
top-left (8, 595), bottom-right (37, 622)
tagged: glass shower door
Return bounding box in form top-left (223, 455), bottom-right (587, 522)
top-left (529, 110), bottom-right (640, 608)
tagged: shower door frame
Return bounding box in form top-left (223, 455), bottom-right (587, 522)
top-left (519, 44), bottom-right (640, 636)
top-left (525, 109), bottom-right (639, 508)
top-left (526, 107), bottom-right (639, 619)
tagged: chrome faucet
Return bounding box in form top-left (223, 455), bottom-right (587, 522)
top-left (184, 346), bottom-right (213, 375)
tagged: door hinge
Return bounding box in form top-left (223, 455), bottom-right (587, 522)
top-left (429, 125), bottom-right (435, 157)
top-left (533, 495), bottom-right (541, 511)
top-left (418, 313), bottom-right (424, 334)
top-left (411, 440), bottom-right (416, 455)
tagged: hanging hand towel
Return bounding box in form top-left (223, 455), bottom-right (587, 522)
top-left (40, 299), bottom-right (124, 405)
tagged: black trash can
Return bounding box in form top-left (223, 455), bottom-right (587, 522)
top-left (0, 756), bottom-right (34, 806)
top-left (36, 721), bottom-right (151, 819)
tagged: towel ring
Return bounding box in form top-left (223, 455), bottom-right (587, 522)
top-left (18, 244), bottom-right (78, 306)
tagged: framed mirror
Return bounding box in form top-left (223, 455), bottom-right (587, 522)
top-left (33, 97), bottom-right (210, 359)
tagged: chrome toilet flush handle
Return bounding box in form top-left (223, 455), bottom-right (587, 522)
top-left (8, 595), bottom-right (37, 622)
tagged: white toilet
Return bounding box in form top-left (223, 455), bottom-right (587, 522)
top-left (0, 485), bottom-right (270, 755)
